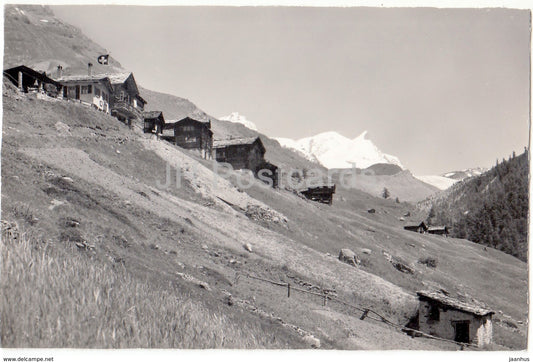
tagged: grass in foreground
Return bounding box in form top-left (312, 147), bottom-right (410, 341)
top-left (0, 222), bottom-right (293, 348)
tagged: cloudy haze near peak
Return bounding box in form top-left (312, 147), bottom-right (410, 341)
top-left (52, 5), bottom-right (530, 175)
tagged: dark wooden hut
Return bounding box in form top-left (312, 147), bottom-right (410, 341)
top-left (213, 137), bottom-right (267, 172)
top-left (143, 111), bottom-right (165, 134)
top-left (256, 160), bottom-right (279, 188)
top-left (300, 184), bottom-right (336, 205)
top-left (108, 73), bottom-right (146, 128)
top-left (404, 222), bottom-right (428, 233)
top-left (427, 226), bottom-right (450, 237)
top-left (4, 65), bottom-right (62, 96)
top-left (173, 117), bottom-right (213, 159)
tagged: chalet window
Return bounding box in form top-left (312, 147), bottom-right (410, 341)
top-left (185, 136), bottom-right (197, 143)
top-left (119, 91), bottom-right (125, 101)
top-left (81, 85), bottom-right (89, 94)
top-left (95, 87), bottom-right (101, 97)
top-left (428, 304), bottom-right (440, 321)
top-left (87, 85), bottom-right (92, 94)
top-left (181, 126), bottom-right (195, 132)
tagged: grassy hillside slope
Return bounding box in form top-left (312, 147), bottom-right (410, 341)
top-left (1, 86), bottom-right (527, 349)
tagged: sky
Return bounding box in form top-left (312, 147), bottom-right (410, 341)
top-left (52, 5), bottom-right (530, 175)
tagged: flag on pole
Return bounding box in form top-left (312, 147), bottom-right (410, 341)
top-left (97, 54), bottom-right (109, 65)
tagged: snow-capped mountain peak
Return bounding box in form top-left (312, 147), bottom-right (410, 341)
top-left (275, 131), bottom-right (404, 170)
top-left (415, 167), bottom-right (488, 190)
top-left (219, 112), bottom-right (258, 131)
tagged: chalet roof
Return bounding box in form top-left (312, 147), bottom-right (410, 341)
top-left (135, 93), bottom-right (147, 104)
top-left (428, 226), bottom-right (449, 231)
top-left (172, 116), bottom-right (210, 125)
top-left (57, 74), bottom-right (102, 81)
top-left (107, 72), bottom-right (132, 84)
top-left (4, 65), bottom-right (62, 87)
top-left (404, 221), bottom-right (428, 229)
top-left (56, 74), bottom-right (114, 92)
top-left (143, 111), bottom-right (164, 119)
top-left (299, 184), bottom-right (336, 193)
top-left (213, 137), bottom-right (262, 148)
top-left (417, 291), bottom-right (494, 317)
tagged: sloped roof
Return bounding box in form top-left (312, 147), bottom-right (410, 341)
top-left (173, 116), bottom-right (210, 125)
top-left (298, 182), bottom-right (336, 192)
top-left (428, 226), bottom-right (449, 231)
top-left (213, 137), bottom-right (262, 148)
top-left (4, 65), bottom-right (61, 87)
top-left (57, 74), bottom-right (105, 82)
top-left (56, 74), bottom-right (114, 92)
top-left (58, 72), bottom-right (130, 84)
top-left (143, 111), bottom-right (164, 119)
top-left (417, 291), bottom-right (494, 316)
top-left (404, 222), bottom-right (428, 229)
top-left (106, 72), bottom-right (132, 84)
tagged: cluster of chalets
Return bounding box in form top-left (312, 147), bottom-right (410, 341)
top-left (4, 63), bottom-right (334, 203)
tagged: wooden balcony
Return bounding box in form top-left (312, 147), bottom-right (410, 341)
top-left (111, 100), bottom-right (141, 119)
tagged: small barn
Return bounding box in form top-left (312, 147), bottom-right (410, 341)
top-left (300, 184), bottom-right (336, 205)
top-left (4, 65), bottom-right (62, 96)
top-left (416, 291), bottom-right (494, 347)
top-left (173, 117), bottom-right (213, 159)
top-left (404, 222), bottom-right (428, 233)
top-left (428, 226), bottom-right (450, 237)
top-left (143, 111), bottom-right (165, 135)
top-left (214, 137), bottom-right (266, 172)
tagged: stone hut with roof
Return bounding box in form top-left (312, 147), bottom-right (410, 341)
top-left (416, 291), bottom-right (494, 347)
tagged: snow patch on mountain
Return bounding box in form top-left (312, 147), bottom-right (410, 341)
top-left (219, 112), bottom-right (258, 131)
top-left (442, 168), bottom-right (487, 180)
top-left (275, 131), bottom-right (403, 170)
top-left (415, 175), bottom-right (459, 190)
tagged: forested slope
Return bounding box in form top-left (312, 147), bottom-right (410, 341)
top-left (429, 150), bottom-right (529, 261)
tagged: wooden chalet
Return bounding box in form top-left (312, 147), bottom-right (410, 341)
top-left (214, 137), bottom-right (278, 187)
top-left (427, 226), bottom-right (450, 237)
top-left (416, 291), bottom-right (494, 347)
top-left (57, 74), bottom-right (113, 114)
top-left (108, 72), bottom-right (146, 128)
top-left (404, 222), bottom-right (428, 233)
top-left (4, 65), bottom-right (62, 96)
top-left (300, 184), bottom-right (336, 205)
top-left (172, 117), bottom-right (213, 159)
top-left (143, 111), bottom-right (165, 134)
top-left (214, 136), bottom-right (266, 171)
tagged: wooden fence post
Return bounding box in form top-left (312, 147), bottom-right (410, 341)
top-left (323, 292), bottom-right (327, 306)
top-left (287, 283), bottom-right (291, 298)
